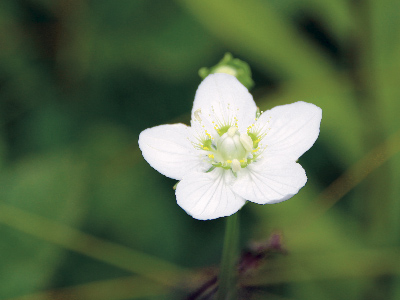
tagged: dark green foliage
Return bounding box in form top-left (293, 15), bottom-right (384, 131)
top-left (0, 0), bottom-right (399, 299)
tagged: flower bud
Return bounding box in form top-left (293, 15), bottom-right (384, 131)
top-left (198, 53), bottom-right (254, 90)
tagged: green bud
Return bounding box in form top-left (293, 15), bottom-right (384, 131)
top-left (199, 53), bottom-right (254, 90)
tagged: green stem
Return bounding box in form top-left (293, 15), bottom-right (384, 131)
top-left (216, 212), bottom-right (239, 300)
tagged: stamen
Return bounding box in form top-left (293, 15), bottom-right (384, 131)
top-left (227, 126), bottom-right (238, 137)
top-left (191, 101), bottom-right (260, 172)
top-left (194, 109), bottom-right (202, 121)
top-left (239, 133), bottom-right (253, 152)
top-left (231, 159), bottom-right (241, 172)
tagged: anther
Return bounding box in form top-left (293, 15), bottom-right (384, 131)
top-left (231, 159), bottom-right (241, 172)
top-left (227, 127), bottom-right (238, 137)
top-left (240, 133), bottom-right (253, 152)
top-left (194, 109), bottom-right (202, 121)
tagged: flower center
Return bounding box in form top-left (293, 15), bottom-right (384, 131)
top-left (204, 126), bottom-right (254, 172)
top-left (217, 127), bottom-right (249, 161)
top-left (192, 108), bottom-right (266, 173)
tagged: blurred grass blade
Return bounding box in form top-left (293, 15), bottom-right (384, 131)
top-left (292, 126), bottom-right (400, 233)
top-left (0, 203), bottom-right (190, 287)
top-left (5, 276), bottom-right (168, 300)
top-left (241, 247), bottom-right (400, 285)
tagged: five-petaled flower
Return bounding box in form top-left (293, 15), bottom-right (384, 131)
top-left (139, 74), bottom-right (322, 220)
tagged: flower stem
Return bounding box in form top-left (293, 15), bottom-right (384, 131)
top-left (216, 212), bottom-right (239, 300)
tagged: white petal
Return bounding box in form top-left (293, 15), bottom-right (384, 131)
top-left (191, 74), bottom-right (257, 133)
top-left (257, 101), bottom-right (322, 160)
top-left (138, 124), bottom-right (204, 180)
top-left (231, 157), bottom-right (307, 204)
top-left (176, 168), bottom-right (246, 220)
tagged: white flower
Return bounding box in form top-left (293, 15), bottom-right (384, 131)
top-left (139, 74), bottom-right (322, 220)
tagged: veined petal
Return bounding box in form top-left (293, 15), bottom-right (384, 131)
top-left (256, 101), bottom-right (322, 160)
top-left (138, 124), bottom-right (204, 180)
top-left (191, 74), bottom-right (257, 133)
top-left (176, 168), bottom-right (246, 220)
top-left (231, 156), bottom-right (307, 204)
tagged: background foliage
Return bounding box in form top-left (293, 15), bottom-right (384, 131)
top-left (1, 0), bottom-right (400, 299)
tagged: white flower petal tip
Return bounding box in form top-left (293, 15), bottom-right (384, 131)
top-left (176, 168), bottom-right (246, 220)
top-left (138, 73), bottom-right (322, 220)
top-left (257, 101), bottom-right (322, 160)
top-left (191, 73), bottom-right (257, 133)
top-left (138, 124), bottom-right (203, 180)
top-left (232, 157), bottom-right (307, 205)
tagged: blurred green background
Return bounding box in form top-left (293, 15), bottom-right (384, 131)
top-left (1, 0), bottom-right (400, 299)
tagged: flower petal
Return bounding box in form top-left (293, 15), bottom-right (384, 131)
top-left (231, 156), bottom-right (307, 204)
top-left (257, 101), bottom-right (322, 160)
top-left (138, 124), bottom-right (204, 180)
top-left (191, 73), bottom-right (257, 133)
top-left (176, 168), bottom-right (246, 220)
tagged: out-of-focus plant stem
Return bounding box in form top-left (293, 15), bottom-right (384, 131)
top-left (217, 213), bottom-right (239, 300)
